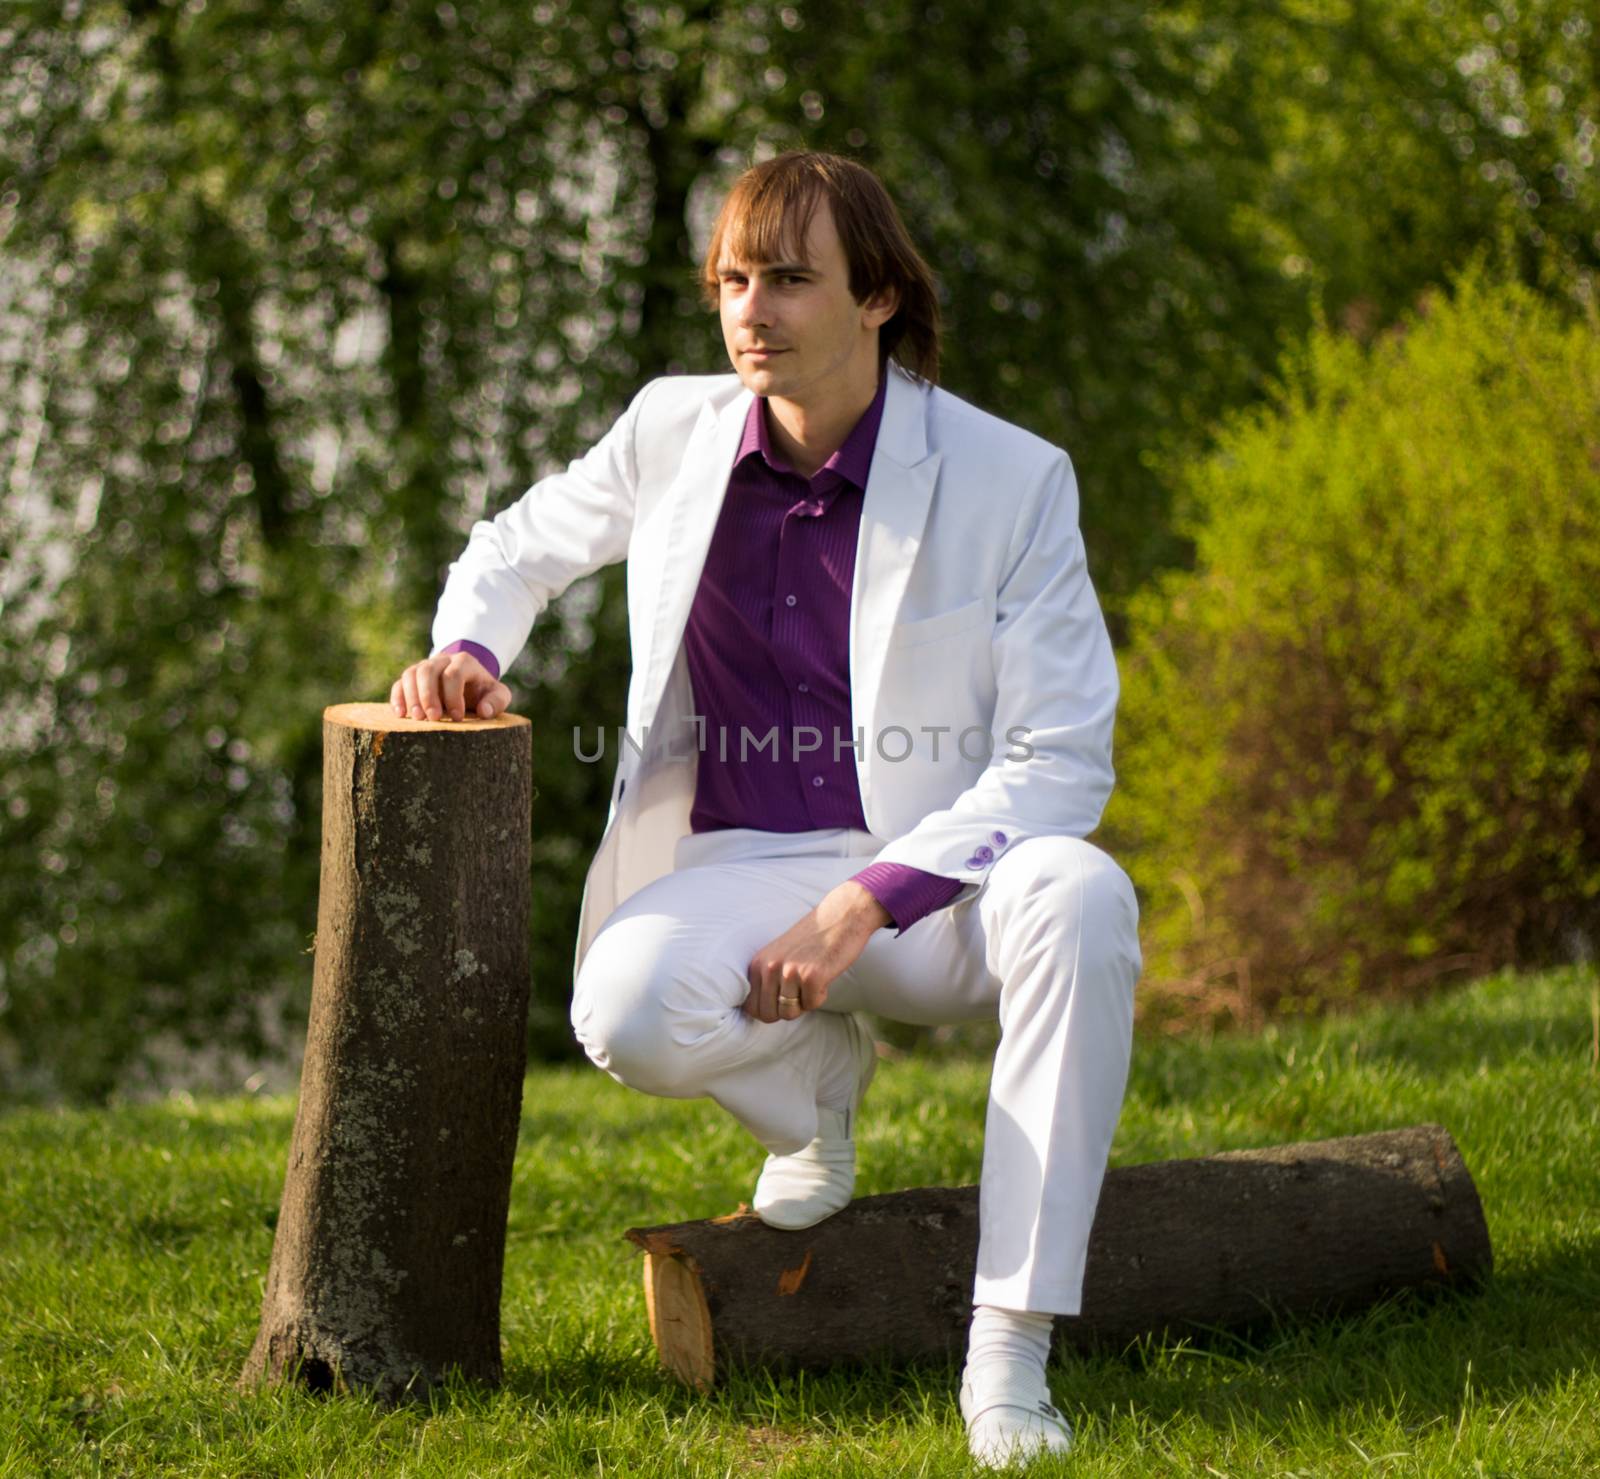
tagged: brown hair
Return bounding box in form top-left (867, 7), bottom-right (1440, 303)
top-left (698, 151), bottom-right (942, 385)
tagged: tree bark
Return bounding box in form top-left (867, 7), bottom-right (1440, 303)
top-left (241, 702), bottom-right (533, 1402)
top-left (626, 1124), bottom-right (1493, 1388)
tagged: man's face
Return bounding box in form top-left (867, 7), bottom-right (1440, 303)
top-left (716, 197), bottom-right (894, 400)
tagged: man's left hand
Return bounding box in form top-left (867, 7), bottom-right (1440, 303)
top-left (743, 881), bottom-right (892, 1023)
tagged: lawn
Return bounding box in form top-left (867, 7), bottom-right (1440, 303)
top-left (2, 966), bottom-right (1596, 1476)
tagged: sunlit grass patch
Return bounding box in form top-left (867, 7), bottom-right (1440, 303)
top-left (2, 966), bottom-right (1596, 1475)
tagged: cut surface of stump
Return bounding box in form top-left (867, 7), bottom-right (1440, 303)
top-left (643, 1248), bottom-right (716, 1390)
top-left (240, 702), bottom-right (533, 1402)
top-left (626, 1124), bottom-right (1492, 1382)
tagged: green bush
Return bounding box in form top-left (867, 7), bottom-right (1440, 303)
top-left (1105, 259), bottom-right (1600, 1026)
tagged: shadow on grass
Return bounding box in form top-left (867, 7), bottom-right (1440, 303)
top-left (1065, 1239), bottom-right (1600, 1434)
top-left (456, 1235), bottom-right (1600, 1439)
top-left (497, 1344), bottom-right (964, 1431)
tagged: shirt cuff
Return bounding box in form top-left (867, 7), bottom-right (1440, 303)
top-left (434, 639), bottom-right (500, 682)
top-left (850, 862), bottom-right (966, 936)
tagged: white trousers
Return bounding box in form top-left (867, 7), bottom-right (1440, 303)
top-left (570, 826), bottom-right (1142, 1314)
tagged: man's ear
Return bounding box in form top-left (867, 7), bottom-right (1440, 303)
top-left (864, 286), bottom-right (899, 329)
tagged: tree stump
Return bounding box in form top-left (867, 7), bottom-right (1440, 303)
top-left (626, 1124), bottom-right (1493, 1387)
top-left (240, 702), bottom-right (533, 1402)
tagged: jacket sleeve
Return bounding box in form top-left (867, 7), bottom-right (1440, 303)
top-left (428, 380), bottom-right (657, 678)
top-left (862, 448), bottom-right (1119, 897)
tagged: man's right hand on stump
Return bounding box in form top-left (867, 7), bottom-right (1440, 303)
top-left (390, 653), bottom-right (512, 722)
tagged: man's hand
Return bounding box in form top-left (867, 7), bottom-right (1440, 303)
top-left (744, 881), bottom-right (893, 1023)
top-left (390, 652), bottom-right (512, 722)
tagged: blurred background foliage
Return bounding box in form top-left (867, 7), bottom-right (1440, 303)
top-left (1104, 261), bottom-right (1600, 1030)
top-left (0, 0), bottom-right (1594, 1100)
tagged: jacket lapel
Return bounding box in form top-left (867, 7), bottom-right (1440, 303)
top-left (851, 366), bottom-right (941, 810)
top-left (638, 388), bottom-right (752, 734)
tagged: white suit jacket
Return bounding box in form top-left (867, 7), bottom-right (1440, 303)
top-left (430, 360), bottom-right (1121, 981)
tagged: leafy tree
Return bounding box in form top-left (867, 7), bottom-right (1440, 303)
top-left (759, 0), bottom-right (1597, 603)
top-left (0, 0), bottom-right (748, 1096)
top-left (1234, 0), bottom-right (1597, 326)
top-left (2, 0), bottom-right (1595, 1098)
top-left (1104, 261), bottom-right (1600, 1026)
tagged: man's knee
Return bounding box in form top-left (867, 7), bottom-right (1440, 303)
top-left (570, 919), bottom-right (705, 1097)
top-left (986, 835), bottom-right (1142, 977)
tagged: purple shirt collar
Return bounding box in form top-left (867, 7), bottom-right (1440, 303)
top-left (736, 368), bottom-right (887, 491)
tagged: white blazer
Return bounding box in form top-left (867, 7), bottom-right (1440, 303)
top-left (430, 360), bottom-right (1121, 980)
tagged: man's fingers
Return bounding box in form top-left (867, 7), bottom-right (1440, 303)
top-left (443, 654), bottom-right (494, 721)
top-left (776, 965), bottom-right (805, 1020)
top-left (745, 943), bottom-right (838, 1023)
top-left (400, 667), bottom-right (423, 720)
top-left (416, 661), bottom-right (445, 721)
top-left (387, 656), bottom-right (510, 722)
top-left (746, 959), bottom-right (777, 1023)
top-left (476, 680), bottom-right (512, 719)
top-left (437, 657), bottom-right (465, 720)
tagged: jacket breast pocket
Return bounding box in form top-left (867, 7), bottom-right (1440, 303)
top-left (887, 597), bottom-right (990, 650)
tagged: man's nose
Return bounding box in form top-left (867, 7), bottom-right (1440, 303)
top-left (738, 279), bottom-right (772, 326)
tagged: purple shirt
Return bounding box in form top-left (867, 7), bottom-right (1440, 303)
top-left (683, 380), bottom-right (876, 834)
top-left (441, 371), bottom-right (965, 934)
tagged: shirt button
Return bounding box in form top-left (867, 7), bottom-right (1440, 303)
top-left (811, 775), bottom-right (824, 788)
top-left (797, 682), bottom-right (809, 693)
top-left (785, 594), bottom-right (797, 607)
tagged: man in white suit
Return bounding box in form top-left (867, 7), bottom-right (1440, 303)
top-left (392, 151), bottom-right (1141, 1468)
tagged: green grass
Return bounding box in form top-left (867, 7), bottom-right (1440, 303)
top-left (3, 966), bottom-right (1597, 1476)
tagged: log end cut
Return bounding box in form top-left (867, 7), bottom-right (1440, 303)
top-left (642, 1252), bottom-right (715, 1391)
top-left (323, 700), bottom-right (531, 734)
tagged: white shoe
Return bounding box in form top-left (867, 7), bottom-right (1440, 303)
top-left (752, 1012), bottom-right (877, 1231)
top-left (959, 1370), bottom-right (1074, 1469)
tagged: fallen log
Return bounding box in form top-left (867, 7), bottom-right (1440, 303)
top-left (240, 702), bottom-right (532, 1403)
top-left (626, 1124), bottom-right (1492, 1388)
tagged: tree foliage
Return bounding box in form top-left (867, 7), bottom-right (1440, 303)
top-left (1, 0), bottom-right (1595, 1098)
top-left (1105, 261), bottom-right (1600, 1026)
